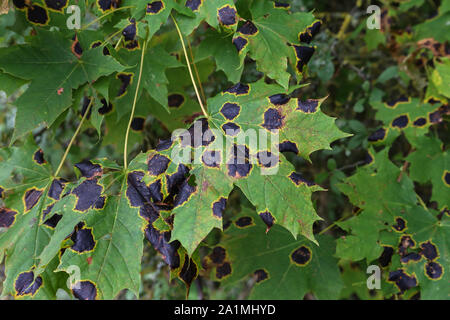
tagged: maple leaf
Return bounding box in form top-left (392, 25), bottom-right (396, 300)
top-left (337, 149), bottom-right (449, 299)
top-left (232, 1), bottom-right (320, 88)
top-left (151, 80), bottom-right (349, 254)
top-left (0, 29), bottom-right (125, 142)
top-left (207, 208), bottom-right (344, 299)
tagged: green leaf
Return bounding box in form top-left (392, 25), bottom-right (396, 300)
top-left (165, 80), bottom-right (348, 254)
top-left (0, 136), bottom-right (67, 298)
top-left (337, 149), bottom-right (450, 299)
top-left (208, 208), bottom-right (343, 299)
top-left (232, 1), bottom-right (317, 88)
top-left (336, 148), bottom-right (417, 261)
top-left (56, 159), bottom-right (148, 299)
top-left (407, 136), bottom-right (449, 210)
top-left (0, 29), bottom-right (125, 142)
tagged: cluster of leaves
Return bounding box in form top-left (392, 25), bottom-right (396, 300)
top-left (0, 0), bottom-right (448, 300)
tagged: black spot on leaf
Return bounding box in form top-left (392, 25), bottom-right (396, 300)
top-left (399, 235), bottom-right (416, 257)
top-left (117, 73), bottom-right (133, 97)
top-left (185, 0), bottom-right (202, 11)
top-left (368, 128), bottom-right (387, 142)
top-left (274, 2), bottom-right (290, 8)
top-left (33, 149), bottom-right (45, 164)
top-left (291, 246), bottom-right (312, 266)
top-left (289, 172), bottom-right (315, 187)
top-left (148, 180), bottom-right (163, 203)
top-left (202, 150), bottom-right (221, 168)
top-left (122, 19), bottom-right (137, 41)
top-left (254, 269), bottom-right (269, 283)
top-left (235, 216), bottom-right (253, 228)
top-left (166, 164), bottom-right (189, 196)
top-left (224, 83), bottom-right (249, 95)
top-left (93, 196), bottom-right (106, 209)
top-left (148, 154), bottom-right (170, 176)
top-left (257, 151), bottom-right (278, 168)
top-left (139, 202), bottom-right (158, 222)
top-left (71, 35), bottom-right (83, 58)
top-left (75, 160), bottom-right (102, 179)
top-left (24, 188), bottom-right (43, 211)
top-left (72, 179), bottom-right (103, 212)
top-left (425, 261), bottom-right (443, 280)
top-left (26, 4), bottom-right (49, 25)
top-left (238, 21), bottom-right (258, 35)
top-left (222, 122), bottom-right (241, 135)
top-left (98, 98), bottom-right (113, 114)
top-left (179, 254), bottom-right (198, 287)
top-left (233, 36), bottom-right (248, 52)
top-left (364, 151), bottom-right (374, 165)
top-left (413, 117), bottom-right (426, 127)
top-left (210, 246), bottom-right (226, 264)
top-left (231, 144), bottom-right (250, 159)
top-left (293, 45), bottom-right (315, 71)
top-left (212, 197), bottom-right (227, 218)
top-left (13, 0), bottom-right (26, 10)
top-left (145, 224), bottom-right (180, 269)
top-left (387, 96), bottom-right (409, 108)
top-left (44, 0), bottom-right (68, 12)
top-left (147, 1), bottom-right (164, 14)
top-left (297, 99), bottom-right (318, 113)
top-left (309, 21), bottom-right (322, 37)
top-left (269, 94), bottom-right (290, 105)
top-left (97, 0), bottom-right (119, 12)
top-left (91, 41), bottom-right (110, 56)
top-left (156, 139), bottom-right (173, 152)
top-left (168, 94), bottom-right (185, 108)
top-left (379, 246), bottom-right (394, 267)
top-left (278, 140), bottom-right (299, 154)
top-left (400, 253), bottom-right (421, 264)
top-left (299, 20), bottom-right (321, 43)
top-left (125, 40), bottom-right (139, 50)
top-left (72, 281), bottom-right (97, 300)
top-left (174, 180), bottom-right (196, 207)
top-left (388, 270), bottom-right (417, 292)
top-left (218, 5), bottom-right (237, 26)
top-left (181, 118), bottom-right (216, 148)
top-left (392, 217), bottom-right (407, 232)
top-left (220, 102), bottom-right (240, 120)
top-left (0, 207), bottom-right (17, 228)
top-left (71, 227), bottom-right (96, 253)
top-left (81, 96), bottom-right (92, 119)
top-left (48, 179), bottom-right (65, 200)
top-left (262, 108), bottom-right (284, 130)
top-left (131, 117), bottom-right (145, 131)
top-left (429, 110), bottom-right (442, 124)
top-left (44, 213), bottom-right (62, 229)
top-left (126, 171), bottom-right (151, 207)
top-left (15, 271), bottom-right (43, 296)
top-left (227, 159), bottom-right (252, 179)
top-left (259, 211), bottom-right (275, 230)
top-left (216, 262), bottom-right (232, 279)
top-left (392, 115), bottom-right (409, 128)
top-left (444, 171), bottom-right (450, 186)
top-left (420, 241), bottom-right (438, 260)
